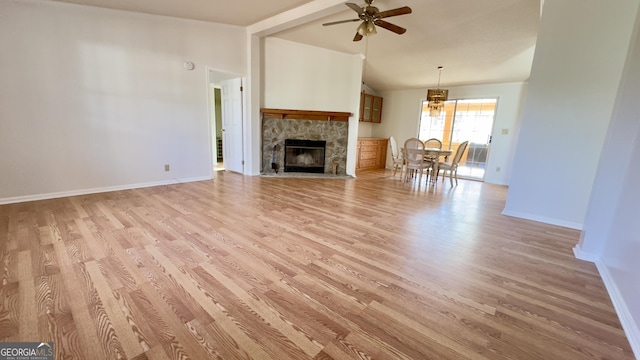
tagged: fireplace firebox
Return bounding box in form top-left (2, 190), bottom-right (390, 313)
top-left (284, 139), bottom-right (326, 173)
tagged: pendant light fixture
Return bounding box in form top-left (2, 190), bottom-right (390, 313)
top-left (427, 66), bottom-right (448, 117)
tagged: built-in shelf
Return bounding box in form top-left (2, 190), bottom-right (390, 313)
top-left (261, 108), bottom-right (351, 122)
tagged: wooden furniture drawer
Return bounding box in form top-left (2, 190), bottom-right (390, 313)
top-left (359, 159), bottom-right (377, 168)
top-left (360, 151), bottom-right (377, 160)
top-left (356, 138), bottom-right (388, 171)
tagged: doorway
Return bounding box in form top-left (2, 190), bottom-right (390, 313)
top-left (211, 86), bottom-right (224, 171)
top-left (208, 70), bottom-right (244, 174)
top-left (418, 98), bottom-right (497, 180)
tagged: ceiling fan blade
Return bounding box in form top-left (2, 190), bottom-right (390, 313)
top-left (353, 32), bottom-right (364, 42)
top-left (376, 6), bottom-right (412, 19)
top-left (323, 18), bottom-right (360, 26)
top-left (374, 20), bottom-right (407, 34)
top-left (346, 2), bottom-right (363, 14)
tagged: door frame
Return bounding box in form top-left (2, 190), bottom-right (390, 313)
top-left (448, 97), bottom-right (498, 181)
top-left (206, 67), bottom-right (246, 176)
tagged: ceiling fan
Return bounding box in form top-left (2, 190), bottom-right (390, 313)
top-left (322, 0), bottom-right (412, 41)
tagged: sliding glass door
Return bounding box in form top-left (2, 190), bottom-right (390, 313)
top-left (418, 98), bottom-right (497, 180)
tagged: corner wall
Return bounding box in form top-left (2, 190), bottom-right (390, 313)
top-left (0, 0), bottom-right (247, 203)
top-left (577, 2), bottom-right (640, 355)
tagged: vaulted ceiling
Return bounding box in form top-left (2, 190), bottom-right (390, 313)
top-left (49, 0), bottom-right (541, 91)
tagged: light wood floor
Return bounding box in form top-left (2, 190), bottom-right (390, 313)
top-left (0, 170), bottom-right (634, 359)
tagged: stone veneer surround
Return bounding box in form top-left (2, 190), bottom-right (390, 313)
top-left (261, 116), bottom-right (349, 175)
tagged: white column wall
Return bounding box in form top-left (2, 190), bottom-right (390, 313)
top-left (577, 4), bottom-right (640, 355)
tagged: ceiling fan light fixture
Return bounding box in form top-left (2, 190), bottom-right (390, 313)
top-left (357, 20), bottom-right (377, 36)
top-left (427, 66), bottom-right (449, 117)
top-left (323, 1), bottom-right (410, 42)
top-left (357, 21), bottom-right (367, 35)
top-left (366, 20), bottom-right (377, 35)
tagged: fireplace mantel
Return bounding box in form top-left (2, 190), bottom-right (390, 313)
top-left (261, 108), bottom-right (351, 122)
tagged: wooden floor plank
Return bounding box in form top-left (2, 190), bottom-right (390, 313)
top-left (0, 281), bottom-right (19, 340)
top-left (0, 170), bottom-right (634, 359)
top-left (17, 250), bottom-right (38, 341)
top-left (53, 241), bottom-right (108, 360)
top-left (84, 260), bottom-right (144, 358)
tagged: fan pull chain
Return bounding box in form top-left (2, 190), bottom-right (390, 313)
top-left (362, 36), bottom-right (369, 91)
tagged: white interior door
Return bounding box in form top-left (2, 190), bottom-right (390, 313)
top-left (220, 78), bottom-right (244, 173)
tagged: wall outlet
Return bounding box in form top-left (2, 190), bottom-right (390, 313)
top-left (501, 128), bottom-right (509, 135)
top-left (496, 166), bottom-right (501, 172)
top-left (164, 164), bottom-right (170, 171)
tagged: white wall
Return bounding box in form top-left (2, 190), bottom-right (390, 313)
top-left (503, 0), bottom-right (640, 229)
top-left (0, 0), bottom-right (246, 203)
top-left (577, 4), bottom-right (640, 354)
top-left (357, 123), bottom-right (373, 138)
top-left (376, 82), bottom-right (527, 185)
top-left (263, 38), bottom-right (361, 112)
top-left (262, 37), bottom-right (363, 175)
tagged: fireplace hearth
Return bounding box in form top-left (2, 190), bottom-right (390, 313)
top-left (284, 139), bottom-right (326, 173)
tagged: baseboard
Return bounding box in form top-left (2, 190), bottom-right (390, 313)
top-left (501, 209), bottom-right (583, 230)
top-left (572, 244), bottom-right (600, 262)
top-left (0, 176), bottom-right (211, 205)
top-left (596, 262), bottom-right (640, 359)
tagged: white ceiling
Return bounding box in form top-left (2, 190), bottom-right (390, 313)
top-left (49, 0), bottom-right (541, 91)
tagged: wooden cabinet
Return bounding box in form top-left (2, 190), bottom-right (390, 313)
top-left (359, 93), bottom-right (383, 123)
top-left (356, 138), bottom-right (388, 170)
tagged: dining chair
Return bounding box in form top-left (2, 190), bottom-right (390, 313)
top-left (388, 136), bottom-right (404, 177)
top-left (436, 141), bottom-right (469, 186)
top-left (424, 138), bottom-right (442, 149)
top-left (402, 138), bottom-right (427, 183)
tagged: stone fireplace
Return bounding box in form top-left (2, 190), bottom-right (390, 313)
top-left (261, 109), bottom-right (351, 175)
